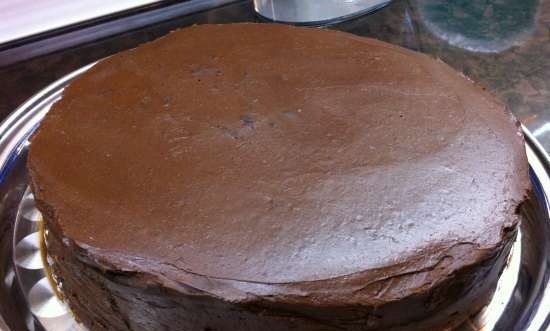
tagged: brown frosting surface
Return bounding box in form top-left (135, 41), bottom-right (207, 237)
top-left (28, 23), bottom-right (530, 330)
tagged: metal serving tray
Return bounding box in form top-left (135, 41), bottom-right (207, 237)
top-left (0, 65), bottom-right (548, 331)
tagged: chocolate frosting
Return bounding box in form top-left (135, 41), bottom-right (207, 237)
top-left (28, 24), bottom-right (530, 330)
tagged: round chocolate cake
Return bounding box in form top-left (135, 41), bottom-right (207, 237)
top-left (28, 24), bottom-right (530, 331)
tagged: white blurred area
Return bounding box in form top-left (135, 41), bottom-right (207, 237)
top-left (254, 0), bottom-right (390, 23)
top-left (0, 0), bottom-right (160, 45)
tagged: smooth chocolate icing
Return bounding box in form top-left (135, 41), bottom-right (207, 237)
top-left (28, 24), bottom-right (530, 331)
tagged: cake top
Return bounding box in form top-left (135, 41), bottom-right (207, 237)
top-left (29, 23), bottom-right (529, 303)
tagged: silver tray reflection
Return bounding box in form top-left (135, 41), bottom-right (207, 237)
top-left (0, 65), bottom-right (548, 331)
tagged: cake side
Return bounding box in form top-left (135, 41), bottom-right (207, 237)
top-left (36, 205), bottom-right (515, 331)
top-left (28, 23), bottom-right (531, 331)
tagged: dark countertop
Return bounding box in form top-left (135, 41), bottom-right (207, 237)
top-left (0, 0), bottom-right (549, 148)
